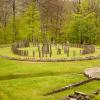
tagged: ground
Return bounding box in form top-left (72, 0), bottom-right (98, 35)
top-left (0, 57), bottom-right (100, 100)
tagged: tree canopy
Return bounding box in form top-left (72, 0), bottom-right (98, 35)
top-left (0, 0), bottom-right (100, 44)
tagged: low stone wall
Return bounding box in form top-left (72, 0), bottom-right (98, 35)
top-left (45, 78), bottom-right (96, 96)
top-left (62, 90), bottom-right (100, 100)
top-left (0, 55), bottom-right (100, 62)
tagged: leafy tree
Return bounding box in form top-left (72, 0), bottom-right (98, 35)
top-left (67, 13), bottom-right (96, 44)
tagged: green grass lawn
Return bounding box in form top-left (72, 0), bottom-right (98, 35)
top-left (0, 58), bottom-right (100, 100)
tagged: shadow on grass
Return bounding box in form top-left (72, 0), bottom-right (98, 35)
top-left (0, 73), bottom-right (35, 81)
top-left (0, 73), bottom-right (83, 81)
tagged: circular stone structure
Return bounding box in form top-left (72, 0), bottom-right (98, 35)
top-left (85, 67), bottom-right (100, 79)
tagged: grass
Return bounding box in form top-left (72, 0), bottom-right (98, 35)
top-left (0, 45), bottom-right (100, 100)
top-left (0, 57), bottom-right (100, 100)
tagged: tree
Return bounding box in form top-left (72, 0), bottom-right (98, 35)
top-left (37, 0), bottom-right (66, 43)
top-left (0, 0), bottom-right (13, 43)
top-left (67, 13), bottom-right (96, 44)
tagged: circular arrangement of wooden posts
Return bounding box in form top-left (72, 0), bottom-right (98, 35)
top-left (11, 39), bottom-right (29, 56)
top-left (11, 40), bottom-right (96, 59)
top-left (81, 45), bottom-right (95, 55)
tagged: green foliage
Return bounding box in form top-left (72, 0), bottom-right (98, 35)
top-left (0, 1), bottom-right (41, 44)
top-left (15, 2), bottom-right (41, 41)
top-left (0, 0), bottom-right (100, 44)
top-left (67, 13), bottom-right (96, 44)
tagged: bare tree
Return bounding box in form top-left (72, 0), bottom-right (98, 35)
top-left (37, 0), bottom-right (67, 43)
top-left (0, 0), bottom-right (12, 43)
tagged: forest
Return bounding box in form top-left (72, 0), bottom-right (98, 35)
top-left (0, 0), bottom-right (100, 45)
